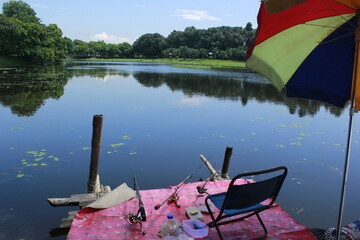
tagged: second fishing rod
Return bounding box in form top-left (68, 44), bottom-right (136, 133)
top-left (154, 165), bottom-right (202, 210)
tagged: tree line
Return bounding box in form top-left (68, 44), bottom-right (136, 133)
top-left (66, 24), bottom-right (255, 61)
top-left (0, 0), bottom-right (255, 64)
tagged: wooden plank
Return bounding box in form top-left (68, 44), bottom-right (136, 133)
top-left (47, 193), bottom-right (106, 207)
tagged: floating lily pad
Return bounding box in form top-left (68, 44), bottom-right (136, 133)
top-left (276, 145), bottom-right (286, 148)
top-left (332, 143), bottom-right (344, 147)
top-left (82, 147), bottom-right (90, 150)
top-left (289, 142), bottom-right (302, 146)
top-left (9, 126), bottom-right (24, 132)
top-left (129, 152), bottom-right (137, 155)
top-left (111, 143), bottom-right (124, 147)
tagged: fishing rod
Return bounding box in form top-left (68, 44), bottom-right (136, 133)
top-left (154, 165), bottom-right (202, 210)
top-left (134, 175), bottom-right (146, 221)
top-left (125, 175), bottom-right (146, 235)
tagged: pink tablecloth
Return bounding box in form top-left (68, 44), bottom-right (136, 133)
top-left (67, 180), bottom-right (316, 240)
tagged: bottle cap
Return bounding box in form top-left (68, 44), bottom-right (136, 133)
top-left (167, 214), bottom-right (174, 219)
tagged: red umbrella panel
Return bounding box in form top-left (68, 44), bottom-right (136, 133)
top-left (246, 0), bottom-right (360, 110)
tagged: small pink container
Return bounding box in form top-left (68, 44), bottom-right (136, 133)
top-left (182, 219), bottom-right (209, 238)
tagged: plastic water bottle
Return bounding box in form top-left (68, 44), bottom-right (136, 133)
top-left (160, 214), bottom-right (181, 238)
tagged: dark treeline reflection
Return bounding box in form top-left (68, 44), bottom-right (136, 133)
top-left (0, 65), bottom-right (69, 116)
top-left (0, 62), bottom-right (130, 117)
top-left (0, 61), bottom-right (345, 117)
top-left (133, 72), bottom-right (345, 117)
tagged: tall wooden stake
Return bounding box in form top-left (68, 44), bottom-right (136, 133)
top-left (221, 146), bottom-right (232, 179)
top-left (87, 114), bottom-right (103, 193)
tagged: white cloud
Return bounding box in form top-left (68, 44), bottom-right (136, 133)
top-left (171, 9), bottom-right (220, 21)
top-left (91, 32), bottom-right (133, 44)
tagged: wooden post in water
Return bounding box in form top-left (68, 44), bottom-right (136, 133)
top-left (221, 146), bottom-right (233, 179)
top-left (87, 114), bottom-right (103, 193)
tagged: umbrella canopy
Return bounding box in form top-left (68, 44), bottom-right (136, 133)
top-left (246, 0), bottom-right (360, 110)
top-left (246, 0), bottom-right (360, 239)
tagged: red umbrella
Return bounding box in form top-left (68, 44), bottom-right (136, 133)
top-left (246, 1), bottom-right (360, 239)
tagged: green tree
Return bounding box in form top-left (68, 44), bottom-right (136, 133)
top-left (118, 42), bottom-right (133, 58)
top-left (43, 24), bottom-right (65, 61)
top-left (14, 19), bottom-right (46, 57)
top-left (2, 0), bottom-right (40, 23)
top-left (107, 43), bottom-right (121, 58)
top-left (0, 14), bottom-right (21, 55)
top-left (1, 0), bottom-right (65, 63)
top-left (63, 37), bottom-right (74, 56)
top-left (133, 33), bottom-right (166, 58)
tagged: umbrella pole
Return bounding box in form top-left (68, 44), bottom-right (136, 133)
top-left (335, 109), bottom-right (355, 240)
top-left (335, 16), bottom-right (360, 240)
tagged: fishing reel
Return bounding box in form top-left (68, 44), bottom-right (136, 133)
top-left (125, 212), bottom-right (146, 235)
top-left (196, 185), bottom-right (208, 194)
top-left (168, 193), bottom-right (181, 208)
top-left (197, 178), bottom-right (210, 195)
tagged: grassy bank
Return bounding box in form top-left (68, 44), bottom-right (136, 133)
top-left (73, 58), bottom-right (247, 70)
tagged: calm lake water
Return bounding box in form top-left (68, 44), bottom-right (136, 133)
top-left (1, 61), bottom-right (360, 240)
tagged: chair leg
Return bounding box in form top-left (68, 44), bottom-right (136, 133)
top-left (212, 221), bottom-right (225, 240)
top-left (255, 212), bottom-right (268, 239)
top-left (205, 198), bottom-right (225, 240)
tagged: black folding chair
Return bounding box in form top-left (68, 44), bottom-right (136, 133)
top-left (205, 166), bottom-right (288, 240)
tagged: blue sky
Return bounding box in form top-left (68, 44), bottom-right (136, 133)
top-left (0, 0), bottom-right (261, 44)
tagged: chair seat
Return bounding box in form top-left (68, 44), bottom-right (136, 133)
top-left (208, 193), bottom-right (266, 215)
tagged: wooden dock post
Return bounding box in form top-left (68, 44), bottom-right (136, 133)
top-left (221, 146), bottom-right (233, 179)
top-left (87, 114), bottom-right (103, 193)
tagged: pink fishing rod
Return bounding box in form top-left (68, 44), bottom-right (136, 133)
top-left (154, 166), bottom-right (201, 210)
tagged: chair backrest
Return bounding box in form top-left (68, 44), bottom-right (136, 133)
top-left (222, 166), bottom-right (287, 210)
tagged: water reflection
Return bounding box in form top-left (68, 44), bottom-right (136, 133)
top-left (133, 71), bottom-right (345, 117)
top-left (0, 65), bottom-right (69, 116)
top-left (0, 61), bottom-right (346, 117)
